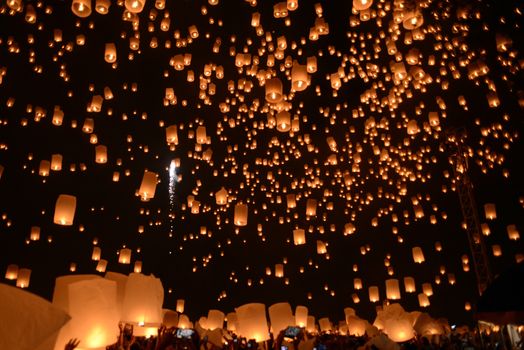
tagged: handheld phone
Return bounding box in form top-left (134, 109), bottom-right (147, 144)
top-left (281, 346), bottom-right (288, 350)
top-left (176, 328), bottom-right (195, 339)
top-left (284, 326), bottom-right (301, 338)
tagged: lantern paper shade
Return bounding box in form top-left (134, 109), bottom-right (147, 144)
top-left (95, 145), bottom-right (107, 163)
top-left (265, 78), bottom-right (283, 103)
top-left (92, 247), bottom-right (101, 261)
top-left (484, 203), bottom-right (496, 220)
top-left (52, 278), bottom-right (120, 350)
top-left (176, 299), bottom-right (185, 313)
top-left (412, 246), bottom-right (425, 263)
top-left (104, 43), bottom-right (117, 63)
top-left (72, 0), bottom-right (92, 17)
top-left (353, 0), bottom-right (373, 11)
top-left (418, 293), bottom-right (430, 307)
top-left (125, 0), bottom-right (145, 13)
top-left (291, 63), bottom-right (308, 91)
top-left (215, 187), bottom-right (228, 205)
top-left (96, 259), bottom-right (107, 273)
top-left (138, 171), bottom-right (158, 201)
top-left (346, 316), bottom-right (367, 336)
top-left (121, 273), bottom-right (164, 326)
top-left (226, 312), bottom-right (238, 332)
top-left (178, 314), bottom-right (192, 329)
top-left (275, 264), bottom-right (284, 278)
top-left (369, 286), bottom-right (379, 302)
top-left (206, 309), bottom-right (225, 330)
top-left (5, 264), bottom-right (19, 280)
top-left (385, 279), bottom-right (401, 300)
top-left (162, 309), bottom-right (179, 328)
top-left (234, 203), bottom-right (248, 226)
top-left (269, 302), bottom-right (294, 335)
top-left (0, 283), bottom-right (71, 350)
top-left (16, 268), bottom-right (31, 288)
top-left (318, 317), bottom-right (332, 332)
top-left (293, 229), bottom-right (306, 245)
top-left (235, 303), bottom-right (270, 342)
top-left (383, 317), bottom-right (415, 343)
top-left (295, 306), bottom-right (308, 327)
top-left (404, 277), bottom-right (416, 293)
top-left (118, 248), bottom-right (132, 264)
top-left (54, 194), bottom-right (77, 226)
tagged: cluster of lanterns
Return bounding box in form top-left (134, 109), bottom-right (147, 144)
top-left (0, 0), bottom-right (522, 324)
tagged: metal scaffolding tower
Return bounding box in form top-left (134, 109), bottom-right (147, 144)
top-left (447, 131), bottom-right (492, 295)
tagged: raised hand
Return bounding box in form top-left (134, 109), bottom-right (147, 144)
top-left (65, 338), bottom-right (80, 350)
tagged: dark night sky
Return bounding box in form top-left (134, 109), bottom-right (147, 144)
top-left (0, 0), bottom-right (523, 327)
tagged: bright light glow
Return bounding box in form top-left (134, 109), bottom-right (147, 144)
top-left (169, 160), bottom-right (177, 233)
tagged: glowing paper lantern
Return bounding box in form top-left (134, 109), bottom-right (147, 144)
top-left (72, 0), bottom-right (92, 17)
top-left (354, 278), bottom-right (363, 290)
top-left (51, 154), bottom-right (63, 171)
top-left (118, 248), bottom-right (132, 264)
top-left (178, 314), bottom-right (192, 329)
top-left (92, 247), bottom-right (101, 261)
top-left (306, 199), bottom-right (317, 216)
top-left (166, 125), bottom-right (178, 144)
top-left (403, 277), bottom-right (416, 293)
top-left (196, 126), bottom-right (207, 144)
top-left (176, 299), bottom-right (185, 313)
top-left (507, 225), bottom-right (520, 240)
top-left (235, 303), bottom-right (270, 342)
top-left (121, 273), bottom-right (164, 327)
top-left (291, 63), bottom-right (308, 91)
top-left (492, 245), bottom-right (502, 257)
top-left (53, 194), bottom-right (77, 226)
top-left (318, 317), bottom-right (332, 332)
top-left (95, 145), bottom-right (107, 163)
top-left (207, 309), bottom-right (225, 330)
top-left (276, 111), bottom-right (291, 132)
top-left (215, 187), bottom-right (228, 205)
top-left (384, 316), bottom-right (415, 343)
top-left (104, 43), bottom-right (117, 63)
top-left (95, 0), bottom-right (111, 14)
top-left (0, 283), bottom-right (70, 350)
top-left (295, 306), bottom-right (308, 327)
top-left (134, 261), bottom-right (142, 273)
top-left (138, 171), bottom-right (157, 201)
top-left (53, 278), bottom-right (120, 350)
top-left (5, 264), bottom-right (18, 280)
top-left (422, 283), bottom-right (433, 296)
top-left (275, 264), bottom-right (284, 278)
top-left (418, 293), bottom-right (430, 307)
top-left (484, 203), bottom-right (496, 220)
top-left (30, 226), bottom-right (41, 241)
top-left (125, 0), bottom-right (145, 13)
top-left (96, 259), bottom-right (107, 273)
top-left (39, 160), bottom-right (50, 176)
top-left (402, 8), bottom-right (424, 30)
top-left (265, 78), bottom-right (283, 103)
top-left (316, 240), bottom-right (327, 254)
top-left (346, 316), bottom-right (367, 336)
top-left (226, 312), bottom-right (238, 332)
top-left (368, 286), bottom-right (379, 303)
top-left (385, 279), bottom-right (401, 300)
top-left (293, 229), bottom-right (306, 245)
top-left (163, 309), bottom-right (179, 328)
top-left (412, 247), bottom-right (425, 263)
top-left (269, 302), bottom-right (294, 335)
top-left (234, 203), bottom-right (248, 226)
top-left (16, 268), bottom-right (31, 288)
top-left (306, 316), bottom-right (316, 333)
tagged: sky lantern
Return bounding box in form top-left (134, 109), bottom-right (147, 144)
top-left (95, 145), bottom-right (108, 164)
top-left (291, 63), bottom-right (308, 92)
top-left (176, 299), bottom-right (185, 313)
top-left (353, 0), bottom-right (372, 11)
top-left (293, 229), bottom-right (306, 245)
top-left (318, 317), bottom-right (332, 332)
top-left (235, 303), bottom-right (270, 342)
top-left (30, 226), bottom-right (40, 241)
top-left (178, 314), bottom-right (192, 329)
top-left (215, 187), bottom-right (228, 205)
top-left (206, 309), bottom-right (225, 330)
top-left (234, 203), bottom-right (248, 226)
top-left (39, 160), bottom-right (50, 177)
top-left (268, 302), bottom-right (294, 335)
top-left (163, 309), bottom-right (179, 328)
top-left (295, 305), bottom-right (308, 327)
top-left (71, 0), bottom-right (92, 17)
top-left (92, 246), bottom-right (101, 261)
top-left (51, 154), bottom-right (63, 171)
top-left (385, 279), bottom-right (401, 300)
top-left (118, 248), bottom-right (132, 264)
top-left (306, 199), bottom-right (317, 216)
top-left (353, 278), bottom-right (362, 290)
top-left (121, 273), bottom-right (164, 327)
top-left (226, 312), bottom-right (238, 332)
top-left (484, 203), bottom-right (496, 220)
top-left (346, 315), bottom-right (367, 336)
top-left (275, 263), bottom-right (284, 278)
top-left (53, 194), bottom-right (77, 226)
top-left (95, 0), bottom-right (111, 14)
top-left (403, 277), bottom-right (416, 293)
top-left (368, 286), bottom-right (379, 303)
top-left (276, 111), bottom-right (291, 132)
top-left (412, 246), bottom-right (425, 263)
top-left (5, 264), bottom-right (19, 280)
top-left (418, 293), bottom-right (430, 307)
top-left (96, 259), bottom-right (107, 273)
top-left (15, 268), bottom-right (31, 288)
top-left (138, 171), bottom-right (158, 201)
top-left (104, 43), bottom-right (117, 63)
top-left (422, 283), bottom-right (433, 296)
top-left (125, 0), bottom-right (146, 13)
top-left (507, 225), bottom-right (520, 240)
top-left (265, 78), bottom-right (283, 104)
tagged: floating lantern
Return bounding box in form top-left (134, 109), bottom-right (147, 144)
top-left (163, 309), bottom-right (179, 328)
top-left (235, 303), bottom-right (270, 342)
top-left (354, 278), bottom-right (362, 290)
top-left (227, 312), bottom-right (238, 332)
top-left (385, 279), bottom-right (401, 300)
top-left (265, 78), bottom-right (283, 103)
top-left (125, 0), bottom-right (145, 13)
top-left (121, 273), bottom-right (164, 327)
top-left (418, 293), bottom-right (430, 307)
top-left (276, 111), bottom-right (291, 132)
top-left (95, 145), bottom-right (108, 163)
top-left (178, 314), bottom-right (192, 329)
top-left (275, 264), bottom-right (284, 278)
top-left (507, 225), bottom-right (520, 240)
top-left (306, 199), bottom-right (317, 216)
top-left (176, 299), bottom-right (185, 313)
top-left (207, 309), bottom-right (225, 330)
top-left (403, 277), bottom-right (416, 293)
top-left (215, 187), bottom-right (228, 205)
top-left (71, 0), bottom-right (92, 17)
top-left (269, 302), bottom-right (294, 335)
top-left (412, 246), bottom-right (425, 263)
top-left (291, 63), bottom-right (308, 91)
top-left (353, 0), bottom-right (372, 11)
top-left (234, 203), bottom-right (248, 226)
top-left (369, 286), bottom-right (379, 303)
top-left (422, 283), bottom-right (433, 296)
top-left (30, 226), bottom-right (40, 241)
top-left (484, 203), bottom-right (496, 220)
top-left (104, 43), bottom-right (117, 63)
top-left (138, 171), bottom-right (158, 201)
top-left (16, 268), bottom-right (31, 288)
top-left (293, 229), bottom-right (306, 245)
top-left (54, 194), bottom-right (77, 226)
top-left (96, 259), bottom-right (107, 273)
top-left (295, 306), bottom-right (308, 327)
top-left (318, 317), bottom-right (332, 332)
top-left (92, 246), bottom-right (101, 261)
top-left (95, 0), bottom-right (111, 14)
top-left (5, 264), bottom-right (18, 280)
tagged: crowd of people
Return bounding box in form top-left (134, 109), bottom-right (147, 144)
top-left (60, 322), bottom-right (523, 350)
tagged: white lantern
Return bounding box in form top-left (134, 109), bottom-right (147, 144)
top-left (121, 273), bottom-right (164, 327)
top-left (235, 303), bottom-right (270, 342)
top-left (268, 302), bottom-right (294, 335)
top-left (295, 306), bottom-right (308, 327)
top-left (53, 195), bottom-right (77, 226)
